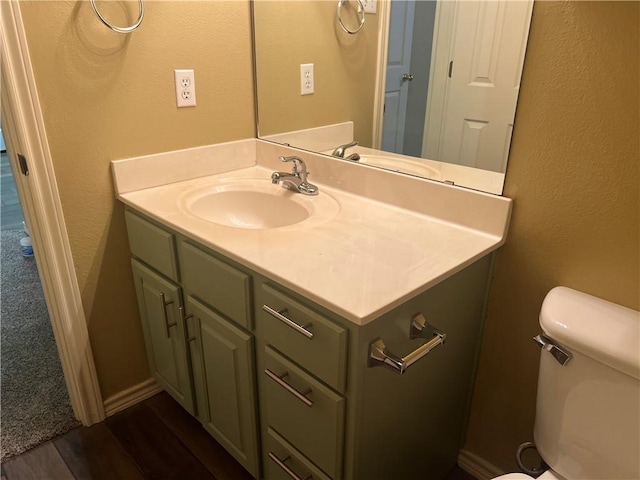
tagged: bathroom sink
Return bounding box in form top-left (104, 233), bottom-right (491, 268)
top-left (180, 178), bottom-right (339, 229)
top-left (358, 155), bottom-right (442, 180)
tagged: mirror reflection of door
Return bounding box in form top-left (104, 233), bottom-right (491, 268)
top-left (383, 0), bottom-right (532, 172)
top-left (382, 0), bottom-right (438, 157)
top-left (382, 0), bottom-right (415, 153)
top-left (434, 0), bottom-right (533, 172)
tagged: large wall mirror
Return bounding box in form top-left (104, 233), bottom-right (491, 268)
top-left (252, 0), bottom-right (533, 194)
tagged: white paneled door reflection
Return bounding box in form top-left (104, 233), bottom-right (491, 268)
top-left (438, 0), bottom-right (533, 172)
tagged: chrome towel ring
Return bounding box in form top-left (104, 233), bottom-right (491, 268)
top-left (90, 0), bottom-right (144, 33)
top-left (337, 0), bottom-right (365, 35)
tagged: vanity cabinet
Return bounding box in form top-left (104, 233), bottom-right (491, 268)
top-left (254, 254), bottom-right (491, 480)
top-left (125, 210), bottom-right (260, 478)
top-left (124, 207), bottom-right (493, 480)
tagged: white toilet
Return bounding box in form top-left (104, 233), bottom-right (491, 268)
top-left (493, 286), bottom-right (639, 480)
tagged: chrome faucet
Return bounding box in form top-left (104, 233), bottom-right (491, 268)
top-left (271, 156), bottom-right (319, 196)
top-left (331, 140), bottom-right (357, 157)
top-left (331, 141), bottom-right (360, 162)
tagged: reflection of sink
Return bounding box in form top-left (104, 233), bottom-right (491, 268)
top-left (358, 155), bottom-right (441, 180)
top-left (180, 179), bottom-right (339, 229)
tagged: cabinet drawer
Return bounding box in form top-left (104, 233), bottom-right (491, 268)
top-left (265, 427), bottom-right (332, 480)
top-left (264, 347), bottom-right (344, 479)
top-left (260, 283), bottom-right (347, 392)
top-left (179, 241), bottom-right (252, 330)
top-left (125, 210), bottom-right (179, 282)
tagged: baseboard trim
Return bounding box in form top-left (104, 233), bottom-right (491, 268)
top-left (103, 378), bottom-right (163, 417)
top-left (458, 449), bottom-right (506, 480)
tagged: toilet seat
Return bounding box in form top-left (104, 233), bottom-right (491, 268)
top-left (493, 474), bottom-right (533, 480)
top-left (493, 469), bottom-right (565, 480)
top-left (537, 471), bottom-right (565, 480)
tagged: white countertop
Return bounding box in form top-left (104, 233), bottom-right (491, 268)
top-left (114, 141), bottom-right (511, 324)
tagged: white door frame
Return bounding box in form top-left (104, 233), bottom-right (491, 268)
top-left (372, 0), bottom-right (391, 149)
top-left (1, 1), bottom-right (105, 426)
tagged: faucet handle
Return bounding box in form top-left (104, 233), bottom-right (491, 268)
top-left (331, 141), bottom-right (358, 158)
top-left (279, 155), bottom-right (307, 175)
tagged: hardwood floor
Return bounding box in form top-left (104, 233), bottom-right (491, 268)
top-left (2, 393), bottom-right (252, 480)
top-left (1, 392), bottom-right (477, 480)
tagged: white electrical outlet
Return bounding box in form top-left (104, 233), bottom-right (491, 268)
top-left (300, 63), bottom-right (314, 96)
top-left (174, 69), bottom-right (196, 107)
top-left (362, 0), bottom-right (376, 14)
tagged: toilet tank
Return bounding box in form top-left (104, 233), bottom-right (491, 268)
top-left (533, 287), bottom-right (639, 480)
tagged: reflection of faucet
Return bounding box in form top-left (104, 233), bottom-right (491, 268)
top-left (271, 156), bottom-right (319, 196)
top-left (331, 141), bottom-right (361, 162)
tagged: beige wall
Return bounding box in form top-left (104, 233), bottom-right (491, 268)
top-left (254, 1), bottom-right (378, 146)
top-left (20, 1), bottom-right (255, 399)
top-left (464, 1), bottom-right (639, 472)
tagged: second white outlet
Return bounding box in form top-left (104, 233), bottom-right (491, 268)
top-left (300, 63), bottom-right (314, 95)
top-left (362, 0), bottom-right (377, 14)
top-left (174, 69), bottom-right (196, 107)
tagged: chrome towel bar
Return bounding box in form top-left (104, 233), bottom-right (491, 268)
top-left (368, 313), bottom-right (446, 375)
top-left (90, 0), bottom-right (144, 33)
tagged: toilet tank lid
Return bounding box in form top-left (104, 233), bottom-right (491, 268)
top-left (540, 287), bottom-right (640, 380)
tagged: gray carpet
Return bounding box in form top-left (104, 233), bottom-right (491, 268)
top-left (0, 229), bottom-right (79, 461)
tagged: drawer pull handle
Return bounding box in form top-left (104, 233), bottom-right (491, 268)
top-left (368, 313), bottom-right (446, 375)
top-left (263, 304), bottom-right (314, 339)
top-left (264, 369), bottom-right (313, 407)
top-left (268, 452), bottom-right (313, 480)
top-left (160, 292), bottom-right (177, 338)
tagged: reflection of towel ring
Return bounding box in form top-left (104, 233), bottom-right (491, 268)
top-left (337, 0), bottom-right (365, 35)
top-left (90, 0), bottom-right (144, 33)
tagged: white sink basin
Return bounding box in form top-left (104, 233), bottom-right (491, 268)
top-left (180, 178), bottom-right (339, 229)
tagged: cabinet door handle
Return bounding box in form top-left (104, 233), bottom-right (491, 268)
top-left (179, 307), bottom-right (197, 344)
top-left (268, 452), bottom-right (313, 480)
top-left (264, 369), bottom-right (313, 407)
top-left (368, 313), bottom-right (446, 375)
top-left (262, 305), bottom-right (314, 339)
top-left (160, 292), bottom-right (177, 338)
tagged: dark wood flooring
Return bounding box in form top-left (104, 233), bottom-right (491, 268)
top-left (1, 392), bottom-right (253, 480)
top-left (1, 392), bottom-right (477, 480)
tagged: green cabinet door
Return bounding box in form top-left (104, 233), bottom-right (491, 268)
top-left (187, 296), bottom-right (260, 478)
top-left (131, 259), bottom-right (194, 414)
